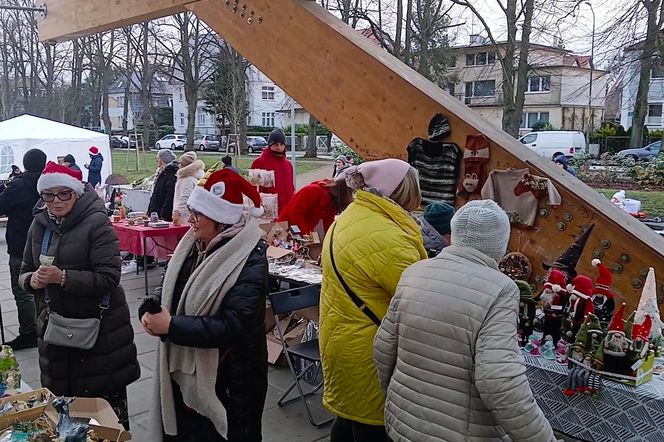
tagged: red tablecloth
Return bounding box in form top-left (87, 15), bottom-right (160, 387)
top-left (113, 222), bottom-right (190, 260)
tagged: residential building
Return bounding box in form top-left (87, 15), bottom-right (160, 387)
top-left (446, 38), bottom-right (607, 136)
top-left (172, 66), bottom-right (288, 136)
top-left (619, 40), bottom-right (664, 131)
top-left (104, 73), bottom-right (173, 132)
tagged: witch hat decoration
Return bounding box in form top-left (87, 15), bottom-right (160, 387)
top-left (542, 224), bottom-right (595, 277)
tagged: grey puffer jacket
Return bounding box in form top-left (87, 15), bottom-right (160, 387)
top-left (374, 245), bottom-right (554, 442)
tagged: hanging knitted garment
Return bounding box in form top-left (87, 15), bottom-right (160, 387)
top-left (407, 138), bottom-right (460, 206)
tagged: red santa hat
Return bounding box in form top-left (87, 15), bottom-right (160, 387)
top-left (608, 302), bottom-right (626, 336)
top-left (37, 161), bottom-right (85, 196)
top-left (89, 146), bottom-right (99, 155)
top-left (567, 275), bottom-right (594, 301)
top-left (632, 315), bottom-right (653, 343)
top-left (544, 269), bottom-right (568, 295)
top-left (592, 259), bottom-right (615, 298)
top-left (187, 168), bottom-right (264, 225)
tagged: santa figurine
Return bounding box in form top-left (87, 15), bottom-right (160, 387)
top-left (602, 302), bottom-right (630, 374)
top-left (536, 269), bottom-right (569, 344)
top-left (567, 275), bottom-right (595, 336)
top-left (591, 259), bottom-right (616, 329)
top-left (630, 315), bottom-right (653, 360)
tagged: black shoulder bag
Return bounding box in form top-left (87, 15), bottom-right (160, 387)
top-left (328, 224), bottom-right (381, 326)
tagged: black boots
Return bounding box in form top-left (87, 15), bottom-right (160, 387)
top-left (6, 333), bottom-right (37, 350)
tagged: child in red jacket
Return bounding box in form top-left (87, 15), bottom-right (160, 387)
top-left (277, 178), bottom-right (353, 234)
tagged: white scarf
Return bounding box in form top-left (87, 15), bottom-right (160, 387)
top-left (152, 216), bottom-right (263, 439)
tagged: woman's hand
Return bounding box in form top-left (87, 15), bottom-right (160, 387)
top-left (30, 272), bottom-right (48, 290)
top-left (142, 309), bottom-right (172, 336)
top-left (36, 265), bottom-right (63, 285)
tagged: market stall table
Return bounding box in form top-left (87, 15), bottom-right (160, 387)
top-left (525, 354), bottom-right (664, 441)
top-left (113, 222), bottom-right (190, 296)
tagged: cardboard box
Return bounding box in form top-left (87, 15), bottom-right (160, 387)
top-left (569, 353), bottom-right (655, 387)
top-left (44, 397), bottom-right (131, 441)
top-left (259, 221), bottom-right (288, 244)
top-left (0, 388), bottom-right (52, 431)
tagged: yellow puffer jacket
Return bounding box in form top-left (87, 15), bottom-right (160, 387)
top-left (319, 190), bottom-right (427, 425)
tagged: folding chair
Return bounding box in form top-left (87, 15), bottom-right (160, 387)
top-left (269, 285), bottom-right (333, 427)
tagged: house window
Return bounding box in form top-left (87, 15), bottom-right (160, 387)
top-left (465, 80), bottom-right (495, 97)
top-left (180, 113), bottom-right (185, 126)
top-left (465, 51), bottom-right (496, 66)
top-left (179, 91), bottom-right (184, 101)
top-left (197, 111), bottom-right (206, 126)
top-left (261, 86), bottom-right (275, 100)
top-left (117, 95), bottom-right (124, 108)
top-left (261, 112), bottom-right (275, 127)
top-left (446, 83), bottom-right (455, 95)
top-left (247, 115), bottom-right (252, 125)
top-left (649, 104), bottom-right (663, 117)
top-left (447, 57), bottom-right (456, 68)
top-left (652, 64), bottom-right (664, 79)
top-left (527, 75), bottom-right (551, 92)
top-left (520, 112), bottom-right (550, 128)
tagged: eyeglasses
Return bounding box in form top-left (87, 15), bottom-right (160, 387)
top-left (41, 190), bottom-right (74, 202)
top-left (186, 205), bottom-right (201, 222)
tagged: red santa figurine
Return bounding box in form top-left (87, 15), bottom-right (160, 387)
top-left (567, 275), bottom-right (595, 336)
top-left (591, 259), bottom-right (616, 329)
top-left (630, 315), bottom-right (653, 359)
top-left (537, 269), bottom-right (569, 344)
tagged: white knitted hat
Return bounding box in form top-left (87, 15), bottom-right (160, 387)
top-left (451, 200), bottom-right (510, 260)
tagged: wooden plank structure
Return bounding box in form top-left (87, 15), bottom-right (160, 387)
top-left (38, 0), bottom-right (664, 311)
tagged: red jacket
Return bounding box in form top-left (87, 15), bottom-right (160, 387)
top-left (277, 180), bottom-right (336, 234)
top-left (251, 149), bottom-right (294, 214)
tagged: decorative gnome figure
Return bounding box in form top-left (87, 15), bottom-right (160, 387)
top-left (542, 224), bottom-right (595, 284)
top-left (516, 280), bottom-right (537, 346)
top-left (602, 303), bottom-right (630, 374)
top-left (456, 134), bottom-right (490, 198)
top-left (568, 316), bottom-right (591, 365)
top-left (591, 259), bottom-right (616, 329)
top-left (535, 269), bottom-right (569, 344)
top-left (630, 315), bottom-right (653, 361)
top-left (635, 268), bottom-right (663, 354)
top-left (567, 275), bottom-right (595, 336)
top-left (586, 313), bottom-right (604, 354)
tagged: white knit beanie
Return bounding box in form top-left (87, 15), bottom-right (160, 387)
top-left (450, 200), bottom-right (510, 261)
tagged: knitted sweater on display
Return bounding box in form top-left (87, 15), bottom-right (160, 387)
top-left (407, 138), bottom-right (460, 206)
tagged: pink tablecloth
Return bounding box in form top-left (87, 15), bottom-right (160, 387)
top-left (113, 222), bottom-right (190, 260)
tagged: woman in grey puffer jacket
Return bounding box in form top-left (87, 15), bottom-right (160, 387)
top-left (374, 200), bottom-right (555, 442)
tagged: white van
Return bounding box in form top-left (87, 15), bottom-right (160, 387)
top-left (518, 131), bottom-right (587, 159)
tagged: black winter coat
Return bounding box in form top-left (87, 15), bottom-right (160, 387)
top-left (20, 186), bottom-right (140, 397)
top-left (0, 171), bottom-right (41, 257)
top-left (148, 162), bottom-right (178, 221)
top-left (140, 237), bottom-right (269, 440)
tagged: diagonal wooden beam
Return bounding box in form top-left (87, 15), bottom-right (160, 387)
top-left (38, 0), bottom-right (203, 42)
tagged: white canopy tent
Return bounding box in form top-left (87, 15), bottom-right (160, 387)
top-left (0, 115), bottom-right (112, 181)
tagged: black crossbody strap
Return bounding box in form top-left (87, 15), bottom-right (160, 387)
top-left (329, 224), bottom-right (381, 326)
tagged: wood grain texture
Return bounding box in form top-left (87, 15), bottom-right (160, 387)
top-left (38, 0), bottom-right (200, 42)
top-left (38, 0), bottom-right (664, 311)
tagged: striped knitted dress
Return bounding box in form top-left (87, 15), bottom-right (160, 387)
top-left (407, 138), bottom-right (460, 206)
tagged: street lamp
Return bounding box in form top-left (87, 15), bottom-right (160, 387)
top-left (581, 1), bottom-right (596, 145)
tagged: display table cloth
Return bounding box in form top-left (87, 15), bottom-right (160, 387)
top-left (524, 354), bottom-right (664, 441)
top-left (113, 222), bottom-right (190, 295)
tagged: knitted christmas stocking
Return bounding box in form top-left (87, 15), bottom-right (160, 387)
top-left (457, 134), bottom-right (490, 198)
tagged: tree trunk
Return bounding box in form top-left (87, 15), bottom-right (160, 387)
top-left (394, 0), bottom-right (403, 59)
top-left (631, 0), bottom-right (661, 147)
top-left (500, 0), bottom-right (518, 136)
top-left (507, 0), bottom-right (534, 137)
top-left (141, 24), bottom-right (153, 149)
top-left (186, 87), bottom-right (197, 150)
top-left (404, 0), bottom-right (413, 65)
top-left (305, 113), bottom-right (318, 158)
top-left (122, 27), bottom-right (133, 135)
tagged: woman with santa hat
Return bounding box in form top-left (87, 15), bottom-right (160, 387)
top-left (19, 162), bottom-right (139, 429)
top-left (140, 167), bottom-right (268, 441)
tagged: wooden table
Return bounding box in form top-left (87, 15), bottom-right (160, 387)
top-left (112, 222), bottom-right (190, 296)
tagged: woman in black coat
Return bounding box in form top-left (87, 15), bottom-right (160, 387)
top-left (19, 162), bottom-right (140, 429)
top-left (148, 149), bottom-right (179, 221)
top-left (141, 168), bottom-right (268, 442)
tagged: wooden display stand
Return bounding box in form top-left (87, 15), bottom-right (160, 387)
top-left (37, 0), bottom-right (664, 311)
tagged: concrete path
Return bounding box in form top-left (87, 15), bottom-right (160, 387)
top-left (296, 162), bottom-right (334, 190)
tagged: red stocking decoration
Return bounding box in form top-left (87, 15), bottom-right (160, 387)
top-left (457, 134), bottom-right (490, 198)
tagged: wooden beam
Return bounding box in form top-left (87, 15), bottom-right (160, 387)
top-left (189, 0), bottom-right (664, 310)
top-left (38, 0), bottom-right (202, 42)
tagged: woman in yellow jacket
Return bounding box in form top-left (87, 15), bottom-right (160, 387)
top-left (320, 158), bottom-right (427, 441)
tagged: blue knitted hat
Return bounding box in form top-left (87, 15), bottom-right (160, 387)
top-left (423, 202), bottom-right (455, 236)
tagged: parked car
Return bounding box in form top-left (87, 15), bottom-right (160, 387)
top-left (617, 141), bottom-right (661, 161)
top-left (155, 134), bottom-right (187, 150)
top-left (227, 136), bottom-right (269, 154)
top-left (110, 135), bottom-right (128, 149)
top-left (193, 134), bottom-right (221, 151)
top-left (518, 131), bottom-right (587, 160)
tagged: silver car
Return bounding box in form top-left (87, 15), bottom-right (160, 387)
top-left (617, 141), bottom-right (661, 161)
top-left (193, 135), bottom-right (221, 152)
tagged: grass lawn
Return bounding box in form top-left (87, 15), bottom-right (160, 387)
top-left (111, 149), bottom-right (327, 183)
top-left (597, 188), bottom-right (664, 216)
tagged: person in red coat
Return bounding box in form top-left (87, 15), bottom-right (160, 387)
top-left (277, 178), bottom-right (353, 234)
top-left (251, 129), bottom-right (294, 214)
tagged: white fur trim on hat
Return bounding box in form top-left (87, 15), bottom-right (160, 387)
top-left (37, 173), bottom-right (85, 196)
top-left (187, 186), bottom-right (243, 225)
top-left (592, 259), bottom-right (601, 267)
